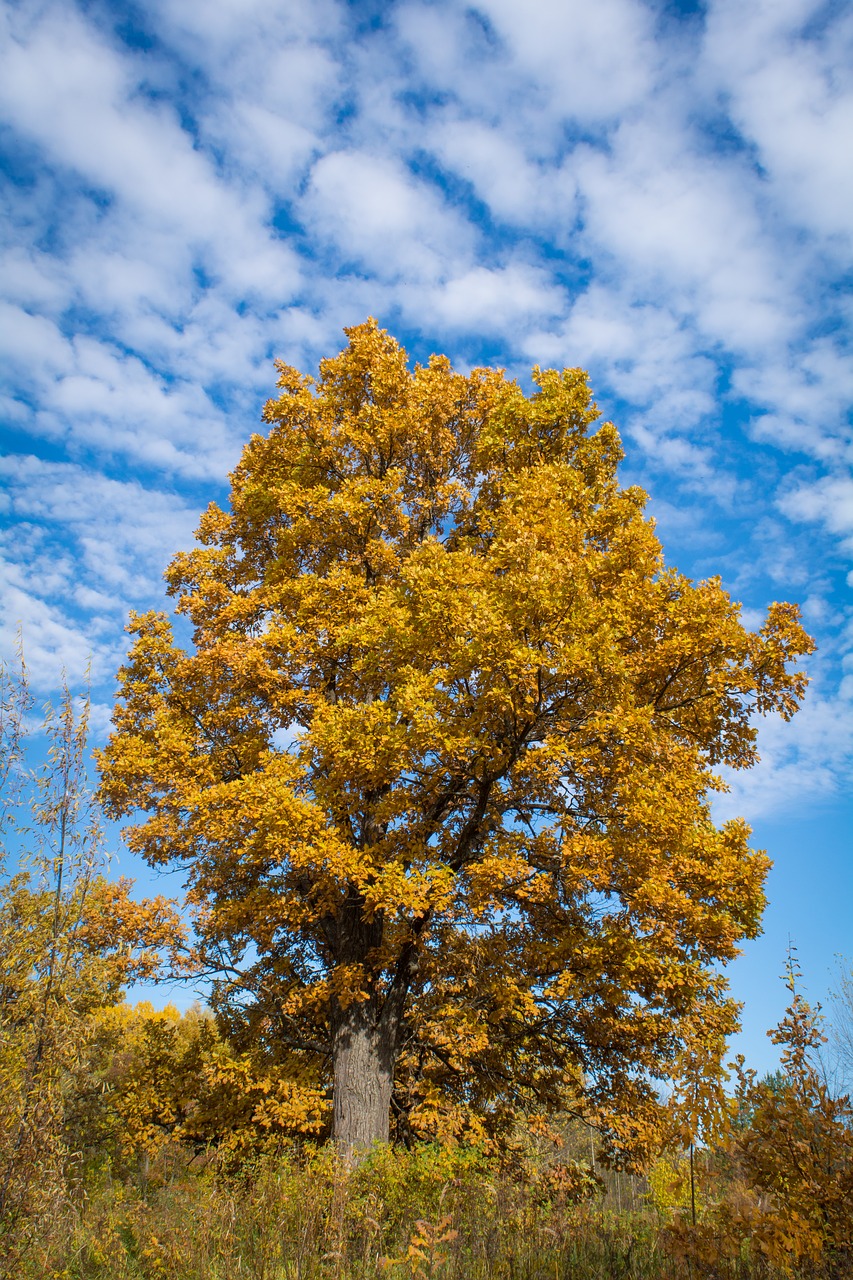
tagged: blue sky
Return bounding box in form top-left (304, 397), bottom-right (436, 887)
top-left (1, 0), bottom-right (851, 1075)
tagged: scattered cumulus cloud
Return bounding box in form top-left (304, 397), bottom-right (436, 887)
top-left (475, 0), bottom-right (657, 123)
top-left (702, 0), bottom-right (853, 249)
top-left (715, 683), bottom-right (853, 824)
top-left (779, 474), bottom-right (853, 551)
top-left (0, 0), bottom-right (851, 833)
top-left (0, 455), bottom-right (199, 683)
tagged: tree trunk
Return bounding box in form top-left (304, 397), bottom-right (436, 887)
top-left (332, 999), bottom-right (396, 1159)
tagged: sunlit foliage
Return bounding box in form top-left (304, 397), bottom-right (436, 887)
top-left (97, 320), bottom-right (813, 1157)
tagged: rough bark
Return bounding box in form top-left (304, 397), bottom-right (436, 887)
top-left (332, 999), bottom-right (396, 1159)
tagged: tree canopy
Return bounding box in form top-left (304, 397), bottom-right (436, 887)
top-left (97, 319), bottom-right (813, 1158)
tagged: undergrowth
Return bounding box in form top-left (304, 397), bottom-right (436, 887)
top-left (12, 1143), bottom-right (848, 1280)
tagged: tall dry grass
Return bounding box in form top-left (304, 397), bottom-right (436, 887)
top-left (12, 1142), bottom-right (831, 1280)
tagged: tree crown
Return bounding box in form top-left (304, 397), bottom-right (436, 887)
top-left (97, 319), bottom-right (813, 1152)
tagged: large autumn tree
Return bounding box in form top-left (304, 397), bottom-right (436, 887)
top-left (97, 320), bottom-right (812, 1157)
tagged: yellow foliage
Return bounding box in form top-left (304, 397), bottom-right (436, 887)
top-left (664, 960), bottom-right (853, 1276)
top-left (96, 319), bottom-right (813, 1157)
top-left (0, 662), bottom-right (183, 1268)
top-left (71, 999), bottom-right (329, 1181)
top-left (646, 1154), bottom-right (693, 1215)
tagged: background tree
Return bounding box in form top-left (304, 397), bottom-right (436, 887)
top-left (668, 958), bottom-right (853, 1276)
top-left (65, 1000), bottom-right (326, 1190)
top-left (0, 657), bottom-right (180, 1268)
top-left (97, 319), bottom-right (813, 1158)
top-left (829, 961), bottom-right (853, 1091)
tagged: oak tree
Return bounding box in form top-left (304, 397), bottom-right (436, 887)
top-left (97, 320), bottom-right (813, 1158)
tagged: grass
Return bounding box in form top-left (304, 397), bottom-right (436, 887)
top-left (8, 1142), bottom-right (828, 1280)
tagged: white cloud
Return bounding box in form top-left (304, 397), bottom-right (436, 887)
top-left (735, 340), bottom-right (853, 462)
top-left (0, 1), bottom-right (303, 307)
top-left (214, 106), bottom-right (318, 194)
top-left (493, 283), bottom-right (745, 507)
top-left (302, 150), bottom-right (474, 283)
top-left (0, 247), bottom-right (71, 312)
top-left (0, 302), bottom-right (74, 377)
top-left (392, 3), bottom-right (509, 115)
top-left (427, 118), bottom-right (578, 226)
top-left (572, 117), bottom-right (794, 355)
top-left (0, 455), bottom-right (199, 597)
top-left (37, 337), bottom-right (240, 479)
top-left (703, 0), bottom-right (853, 249)
top-left (476, 0), bottom-right (656, 122)
top-left (1, 10), bottom-right (224, 232)
top-left (0, 454), bottom-right (205, 691)
top-left (143, 0), bottom-right (342, 90)
top-left (0, 553), bottom-right (119, 689)
top-left (423, 264), bottom-right (566, 333)
top-left (715, 683), bottom-right (853, 823)
top-left (779, 474), bottom-right (853, 551)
